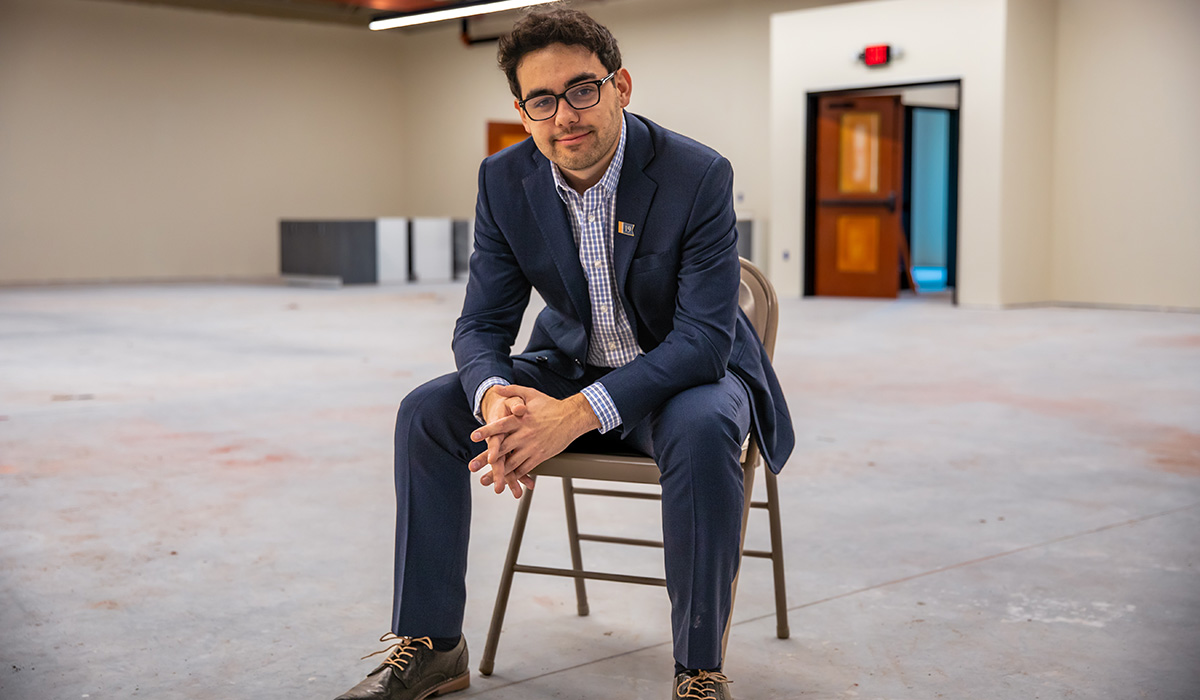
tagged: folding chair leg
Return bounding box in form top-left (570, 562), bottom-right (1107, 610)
top-left (479, 483), bottom-right (536, 676)
top-left (561, 477), bottom-right (590, 616)
top-left (720, 460), bottom-right (759, 663)
top-left (764, 469), bottom-right (790, 639)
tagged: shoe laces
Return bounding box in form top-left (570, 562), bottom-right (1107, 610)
top-left (675, 670), bottom-right (731, 699)
top-left (361, 633), bottom-right (434, 673)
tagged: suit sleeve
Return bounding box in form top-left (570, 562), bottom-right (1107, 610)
top-left (598, 156), bottom-right (741, 435)
top-left (452, 159), bottom-right (533, 404)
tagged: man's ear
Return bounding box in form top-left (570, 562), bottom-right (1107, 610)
top-left (615, 68), bottom-right (633, 109)
top-left (514, 99), bottom-right (533, 134)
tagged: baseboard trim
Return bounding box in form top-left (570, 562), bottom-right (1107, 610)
top-left (0, 275), bottom-right (286, 289)
top-left (1037, 301), bottom-right (1198, 314)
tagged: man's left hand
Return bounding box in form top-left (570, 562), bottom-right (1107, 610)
top-left (468, 385), bottom-right (600, 497)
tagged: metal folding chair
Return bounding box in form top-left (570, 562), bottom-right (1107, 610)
top-left (479, 257), bottom-right (789, 676)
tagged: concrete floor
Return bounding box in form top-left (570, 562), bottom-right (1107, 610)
top-left (1, 282), bottom-right (1198, 700)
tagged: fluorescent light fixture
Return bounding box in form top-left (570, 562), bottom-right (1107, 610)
top-left (369, 0), bottom-right (559, 31)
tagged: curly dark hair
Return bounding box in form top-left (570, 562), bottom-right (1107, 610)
top-left (497, 7), bottom-right (622, 99)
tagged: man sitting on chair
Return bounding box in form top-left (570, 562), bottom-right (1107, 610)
top-left (334, 8), bottom-right (793, 700)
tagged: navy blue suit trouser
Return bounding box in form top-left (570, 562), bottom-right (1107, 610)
top-left (389, 358), bottom-right (751, 670)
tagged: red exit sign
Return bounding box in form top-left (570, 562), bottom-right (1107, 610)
top-left (860, 44), bottom-right (891, 67)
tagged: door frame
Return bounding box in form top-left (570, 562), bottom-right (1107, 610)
top-left (803, 79), bottom-right (962, 303)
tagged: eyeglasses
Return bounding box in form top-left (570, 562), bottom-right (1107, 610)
top-left (518, 71), bottom-right (617, 122)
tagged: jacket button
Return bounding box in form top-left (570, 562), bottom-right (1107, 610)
top-left (574, 358), bottom-right (582, 366)
top-left (536, 355), bottom-right (548, 363)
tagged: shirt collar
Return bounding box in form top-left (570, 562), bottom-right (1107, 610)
top-left (552, 111), bottom-right (627, 200)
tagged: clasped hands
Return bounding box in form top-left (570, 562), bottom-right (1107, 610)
top-left (468, 384), bottom-right (600, 499)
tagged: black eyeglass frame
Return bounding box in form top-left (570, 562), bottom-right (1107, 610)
top-left (518, 71), bottom-right (618, 122)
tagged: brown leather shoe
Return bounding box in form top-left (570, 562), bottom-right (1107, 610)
top-left (672, 670), bottom-right (734, 699)
top-left (334, 634), bottom-right (469, 700)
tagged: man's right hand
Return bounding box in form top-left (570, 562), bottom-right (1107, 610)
top-left (468, 385), bottom-right (532, 497)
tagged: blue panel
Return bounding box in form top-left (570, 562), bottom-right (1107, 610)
top-left (912, 266), bottom-right (947, 291)
top-left (910, 108), bottom-right (950, 269)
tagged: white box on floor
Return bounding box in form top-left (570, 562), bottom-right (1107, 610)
top-left (411, 217), bottom-right (454, 283)
top-left (376, 217), bottom-right (409, 284)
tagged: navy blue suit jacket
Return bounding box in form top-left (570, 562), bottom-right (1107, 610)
top-left (453, 112), bottom-right (793, 474)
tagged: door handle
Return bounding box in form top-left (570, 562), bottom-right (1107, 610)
top-left (819, 191), bottom-right (897, 213)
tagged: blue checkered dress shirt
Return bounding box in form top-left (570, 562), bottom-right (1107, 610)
top-left (474, 115), bottom-right (635, 433)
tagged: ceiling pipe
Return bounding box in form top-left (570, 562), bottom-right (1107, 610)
top-left (460, 18), bottom-right (503, 46)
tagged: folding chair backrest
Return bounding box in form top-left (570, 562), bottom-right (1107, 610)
top-left (738, 258), bottom-right (779, 360)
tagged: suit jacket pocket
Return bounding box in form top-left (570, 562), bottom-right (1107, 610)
top-left (629, 250), bottom-right (677, 276)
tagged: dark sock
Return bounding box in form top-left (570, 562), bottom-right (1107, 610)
top-left (674, 663), bottom-right (721, 676)
top-left (430, 636), bottom-right (459, 652)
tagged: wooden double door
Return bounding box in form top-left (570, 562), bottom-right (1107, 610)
top-left (814, 95), bottom-right (905, 298)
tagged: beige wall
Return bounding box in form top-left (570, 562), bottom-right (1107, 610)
top-left (3, 0), bottom-right (1197, 308)
top-left (394, 0), bottom-right (850, 243)
top-left (1051, 0), bottom-right (1200, 309)
top-left (0, 0), bottom-right (409, 283)
top-left (769, 0), bottom-right (1200, 308)
top-left (999, 0), bottom-right (1057, 305)
top-left (770, 0), bottom-right (1010, 304)
top-left (394, 22), bottom-right (517, 220)
top-left (4, 0), bottom-right (833, 282)
top-left (401, 0), bottom-right (1200, 309)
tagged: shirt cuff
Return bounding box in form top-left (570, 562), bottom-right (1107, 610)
top-left (473, 376), bottom-right (510, 424)
top-left (581, 382), bottom-right (622, 434)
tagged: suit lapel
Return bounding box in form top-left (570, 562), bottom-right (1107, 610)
top-left (522, 151), bottom-right (592, 330)
top-left (613, 114), bottom-right (658, 297)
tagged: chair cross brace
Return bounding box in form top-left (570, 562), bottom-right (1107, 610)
top-left (512, 563), bottom-right (667, 587)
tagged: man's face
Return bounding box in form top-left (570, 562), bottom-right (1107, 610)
top-left (514, 43), bottom-right (632, 186)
